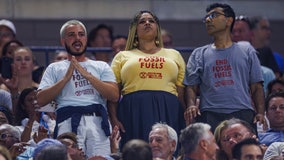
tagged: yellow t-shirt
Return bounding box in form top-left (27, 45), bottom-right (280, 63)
top-left (111, 48), bottom-right (185, 96)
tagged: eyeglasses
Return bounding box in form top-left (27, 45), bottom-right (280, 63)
top-left (0, 133), bottom-right (14, 140)
top-left (221, 131), bottom-right (250, 143)
top-left (203, 12), bottom-right (226, 23)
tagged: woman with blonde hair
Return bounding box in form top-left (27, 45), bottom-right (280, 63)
top-left (109, 10), bottom-right (186, 148)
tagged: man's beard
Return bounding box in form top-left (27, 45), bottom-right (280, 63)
top-left (65, 42), bottom-right (86, 56)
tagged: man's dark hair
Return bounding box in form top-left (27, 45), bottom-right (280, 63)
top-left (2, 39), bottom-right (23, 56)
top-left (265, 91), bottom-right (284, 111)
top-left (267, 79), bottom-right (284, 96)
top-left (232, 138), bottom-right (262, 160)
top-left (206, 3), bottom-right (236, 32)
top-left (57, 132), bottom-right (78, 144)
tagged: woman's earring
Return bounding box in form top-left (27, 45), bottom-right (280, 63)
top-left (155, 40), bottom-right (160, 46)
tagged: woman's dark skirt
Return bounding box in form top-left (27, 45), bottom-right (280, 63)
top-left (118, 90), bottom-right (185, 148)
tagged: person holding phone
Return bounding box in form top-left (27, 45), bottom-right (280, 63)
top-left (0, 47), bottom-right (39, 114)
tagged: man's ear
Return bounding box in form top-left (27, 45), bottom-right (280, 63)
top-left (226, 17), bottom-right (234, 28)
top-left (199, 139), bottom-right (208, 150)
top-left (170, 140), bottom-right (177, 152)
top-left (251, 134), bottom-right (257, 140)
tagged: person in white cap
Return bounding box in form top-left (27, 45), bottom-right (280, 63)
top-left (0, 19), bottom-right (16, 58)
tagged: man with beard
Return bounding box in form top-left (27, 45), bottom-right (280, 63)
top-left (36, 20), bottom-right (119, 159)
top-left (149, 123), bottom-right (178, 160)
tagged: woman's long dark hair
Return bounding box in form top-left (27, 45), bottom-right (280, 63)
top-left (15, 87), bottom-right (36, 125)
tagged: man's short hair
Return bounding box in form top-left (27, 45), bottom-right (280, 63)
top-left (265, 91), bottom-right (284, 111)
top-left (60, 20), bottom-right (87, 38)
top-left (232, 138), bottom-right (262, 160)
top-left (206, 3), bottom-right (236, 32)
top-left (179, 123), bottom-right (211, 155)
top-left (0, 124), bottom-right (21, 141)
top-left (151, 122), bottom-right (178, 151)
top-left (226, 118), bottom-right (256, 135)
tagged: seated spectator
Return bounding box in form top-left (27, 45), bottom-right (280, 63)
top-left (232, 138), bottom-right (263, 160)
top-left (0, 47), bottom-right (40, 115)
top-left (53, 50), bottom-right (68, 62)
top-left (112, 35), bottom-right (127, 57)
top-left (149, 122), bottom-right (178, 160)
top-left (57, 132), bottom-right (85, 160)
top-left (1, 40), bottom-right (23, 58)
top-left (273, 51), bottom-right (284, 78)
top-left (267, 79), bottom-right (284, 96)
top-left (250, 16), bottom-right (281, 78)
top-left (0, 124), bottom-right (30, 159)
top-left (35, 145), bottom-right (70, 160)
top-left (0, 124), bottom-right (21, 150)
top-left (1, 47), bottom-right (39, 91)
top-left (32, 138), bottom-right (63, 160)
top-left (214, 118), bottom-right (258, 160)
top-left (15, 87), bottom-right (55, 144)
top-left (16, 137), bottom-right (59, 160)
top-left (231, 15), bottom-right (275, 95)
top-left (121, 139), bottom-right (152, 160)
top-left (262, 66), bottom-right (276, 95)
top-left (0, 105), bottom-right (13, 125)
top-left (264, 142), bottom-right (284, 160)
top-left (88, 24), bottom-right (113, 64)
top-left (161, 29), bottom-right (173, 48)
top-left (0, 19), bottom-right (16, 58)
top-left (0, 40), bottom-right (23, 86)
top-left (179, 122), bottom-right (219, 160)
top-left (259, 92), bottom-right (284, 146)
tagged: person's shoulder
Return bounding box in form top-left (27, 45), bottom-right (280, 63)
top-left (269, 142), bottom-right (284, 147)
top-left (261, 66), bottom-right (274, 74)
top-left (191, 44), bottom-right (211, 55)
top-left (48, 60), bottom-right (69, 67)
top-left (235, 41), bottom-right (255, 50)
top-left (120, 50), bottom-right (137, 54)
top-left (258, 129), bottom-right (281, 138)
top-left (195, 44), bottom-right (210, 49)
top-left (114, 50), bottom-right (135, 57)
top-left (236, 41), bottom-right (251, 46)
